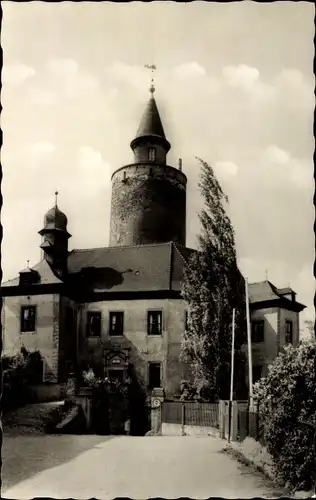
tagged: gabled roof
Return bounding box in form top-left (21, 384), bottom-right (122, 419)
top-left (2, 242), bottom-right (195, 295)
top-left (248, 281), bottom-right (280, 303)
top-left (248, 280), bottom-right (305, 312)
top-left (2, 259), bottom-right (63, 288)
top-left (67, 242), bottom-right (173, 292)
top-left (1, 250), bottom-right (306, 313)
top-left (277, 287), bottom-right (296, 295)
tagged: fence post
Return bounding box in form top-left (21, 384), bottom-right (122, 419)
top-left (256, 400), bottom-right (260, 441)
top-left (181, 403), bottom-right (186, 436)
top-left (228, 400), bottom-right (232, 443)
top-left (231, 401), bottom-right (238, 441)
top-left (219, 400), bottom-right (226, 439)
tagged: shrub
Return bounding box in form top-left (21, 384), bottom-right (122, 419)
top-left (180, 380), bottom-right (197, 401)
top-left (2, 348), bottom-right (43, 412)
top-left (253, 340), bottom-right (316, 491)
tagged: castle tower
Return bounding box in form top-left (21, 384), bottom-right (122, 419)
top-left (39, 192), bottom-right (71, 278)
top-left (109, 84), bottom-right (187, 247)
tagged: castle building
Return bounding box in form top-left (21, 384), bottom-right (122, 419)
top-left (1, 85), bottom-right (305, 398)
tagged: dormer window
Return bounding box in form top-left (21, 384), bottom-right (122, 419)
top-left (19, 269), bottom-right (40, 286)
top-left (148, 148), bottom-right (156, 161)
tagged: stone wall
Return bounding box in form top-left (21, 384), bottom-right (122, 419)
top-left (242, 307), bottom-right (278, 380)
top-left (109, 163), bottom-right (187, 247)
top-left (78, 297), bottom-right (187, 398)
top-left (279, 308), bottom-right (300, 348)
top-left (3, 293), bottom-right (60, 382)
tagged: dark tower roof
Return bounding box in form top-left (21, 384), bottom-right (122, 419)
top-left (130, 90), bottom-right (171, 152)
top-left (135, 96), bottom-right (166, 140)
top-left (44, 205), bottom-right (68, 231)
top-left (39, 192), bottom-right (71, 238)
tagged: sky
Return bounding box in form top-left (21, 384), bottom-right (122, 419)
top-left (2, 1), bottom-right (315, 332)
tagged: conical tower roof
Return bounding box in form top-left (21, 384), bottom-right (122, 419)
top-left (135, 96), bottom-right (166, 140)
top-left (130, 85), bottom-right (170, 152)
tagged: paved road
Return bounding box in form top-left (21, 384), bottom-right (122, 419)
top-left (2, 435), bottom-right (285, 499)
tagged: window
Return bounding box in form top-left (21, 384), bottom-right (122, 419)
top-left (109, 312), bottom-right (124, 336)
top-left (148, 147), bottom-right (156, 161)
top-left (285, 320), bottom-right (293, 343)
top-left (147, 311), bottom-right (162, 335)
top-left (253, 365), bottom-right (262, 384)
top-left (185, 310), bottom-right (188, 331)
top-left (86, 312), bottom-right (101, 337)
top-left (251, 320), bottom-right (264, 343)
top-left (20, 306), bottom-right (36, 333)
top-left (148, 362), bottom-right (161, 389)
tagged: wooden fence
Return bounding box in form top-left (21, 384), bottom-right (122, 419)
top-left (238, 404), bottom-right (265, 445)
top-left (162, 401), bottom-right (219, 428)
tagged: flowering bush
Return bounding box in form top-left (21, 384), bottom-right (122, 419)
top-left (254, 340), bottom-right (316, 491)
top-left (82, 367), bottom-right (101, 387)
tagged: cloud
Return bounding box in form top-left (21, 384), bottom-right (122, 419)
top-left (174, 62), bottom-right (206, 79)
top-left (77, 146), bottom-right (112, 190)
top-left (222, 64), bottom-right (260, 90)
top-left (105, 62), bottom-right (148, 91)
top-left (276, 68), bottom-right (305, 89)
top-left (214, 161), bottom-right (239, 182)
top-left (264, 145), bottom-right (290, 165)
top-left (46, 57), bottom-right (79, 76)
top-left (3, 62), bottom-right (35, 86)
top-left (46, 57), bottom-right (99, 97)
top-left (261, 146), bottom-right (312, 189)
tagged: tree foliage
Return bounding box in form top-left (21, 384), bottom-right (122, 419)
top-left (180, 158), bottom-right (246, 401)
top-left (2, 348), bottom-right (44, 412)
top-left (254, 340), bottom-right (316, 491)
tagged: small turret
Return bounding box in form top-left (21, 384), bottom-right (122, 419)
top-left (39, 192), bottom-right (71, 279)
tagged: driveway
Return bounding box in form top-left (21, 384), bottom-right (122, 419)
top-left (2, 434), bottom-right (285, 499)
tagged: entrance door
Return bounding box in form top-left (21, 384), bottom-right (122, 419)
top-left (108, 369), bottom-right (124, 384)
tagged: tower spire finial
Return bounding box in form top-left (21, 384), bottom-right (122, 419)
top-left (145, 64), bottom-right (156, 95)
top-left (55, 191), bottom-right (59, 207)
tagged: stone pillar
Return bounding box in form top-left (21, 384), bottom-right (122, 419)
top-left (219, 400), bottom-right (226, 439)
top-left (231, 401), bottom-right (238, 441)
top-left (75, 387), bottom-right (93, 431)
top-left (65, 374), bottom-right (78, 403)
top-left (151, 388), bottom-right (164, 435)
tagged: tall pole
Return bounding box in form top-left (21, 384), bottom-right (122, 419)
top-left (230, 308), bottom-right (236, 402)
top-left (245, 278), bottom-right (254, 408)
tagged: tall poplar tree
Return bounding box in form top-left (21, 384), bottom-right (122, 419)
top-left (181, 158), bottom-right (246, 401)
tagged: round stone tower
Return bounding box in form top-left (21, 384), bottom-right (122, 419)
top-left (109, 85), bottom-right (187, 247)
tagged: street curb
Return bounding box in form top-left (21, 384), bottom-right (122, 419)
top-left (223, 444), bottom-right (291, 497)
top-left (224, 444), bottom-right (314, 499)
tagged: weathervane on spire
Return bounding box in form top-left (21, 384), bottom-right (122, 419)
top-left (55, 191), bottom-right (59, 207)
top-left (145, 64), bottom-right (156, 94)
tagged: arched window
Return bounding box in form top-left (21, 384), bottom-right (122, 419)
top-left (148, 147), bottom-right (156, 161)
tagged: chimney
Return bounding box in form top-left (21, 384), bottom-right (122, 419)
top-left (178, 158), bottom-right (182, 171)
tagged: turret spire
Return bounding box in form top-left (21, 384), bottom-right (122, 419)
top-left (55, 191), bottom-right (59, 207)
